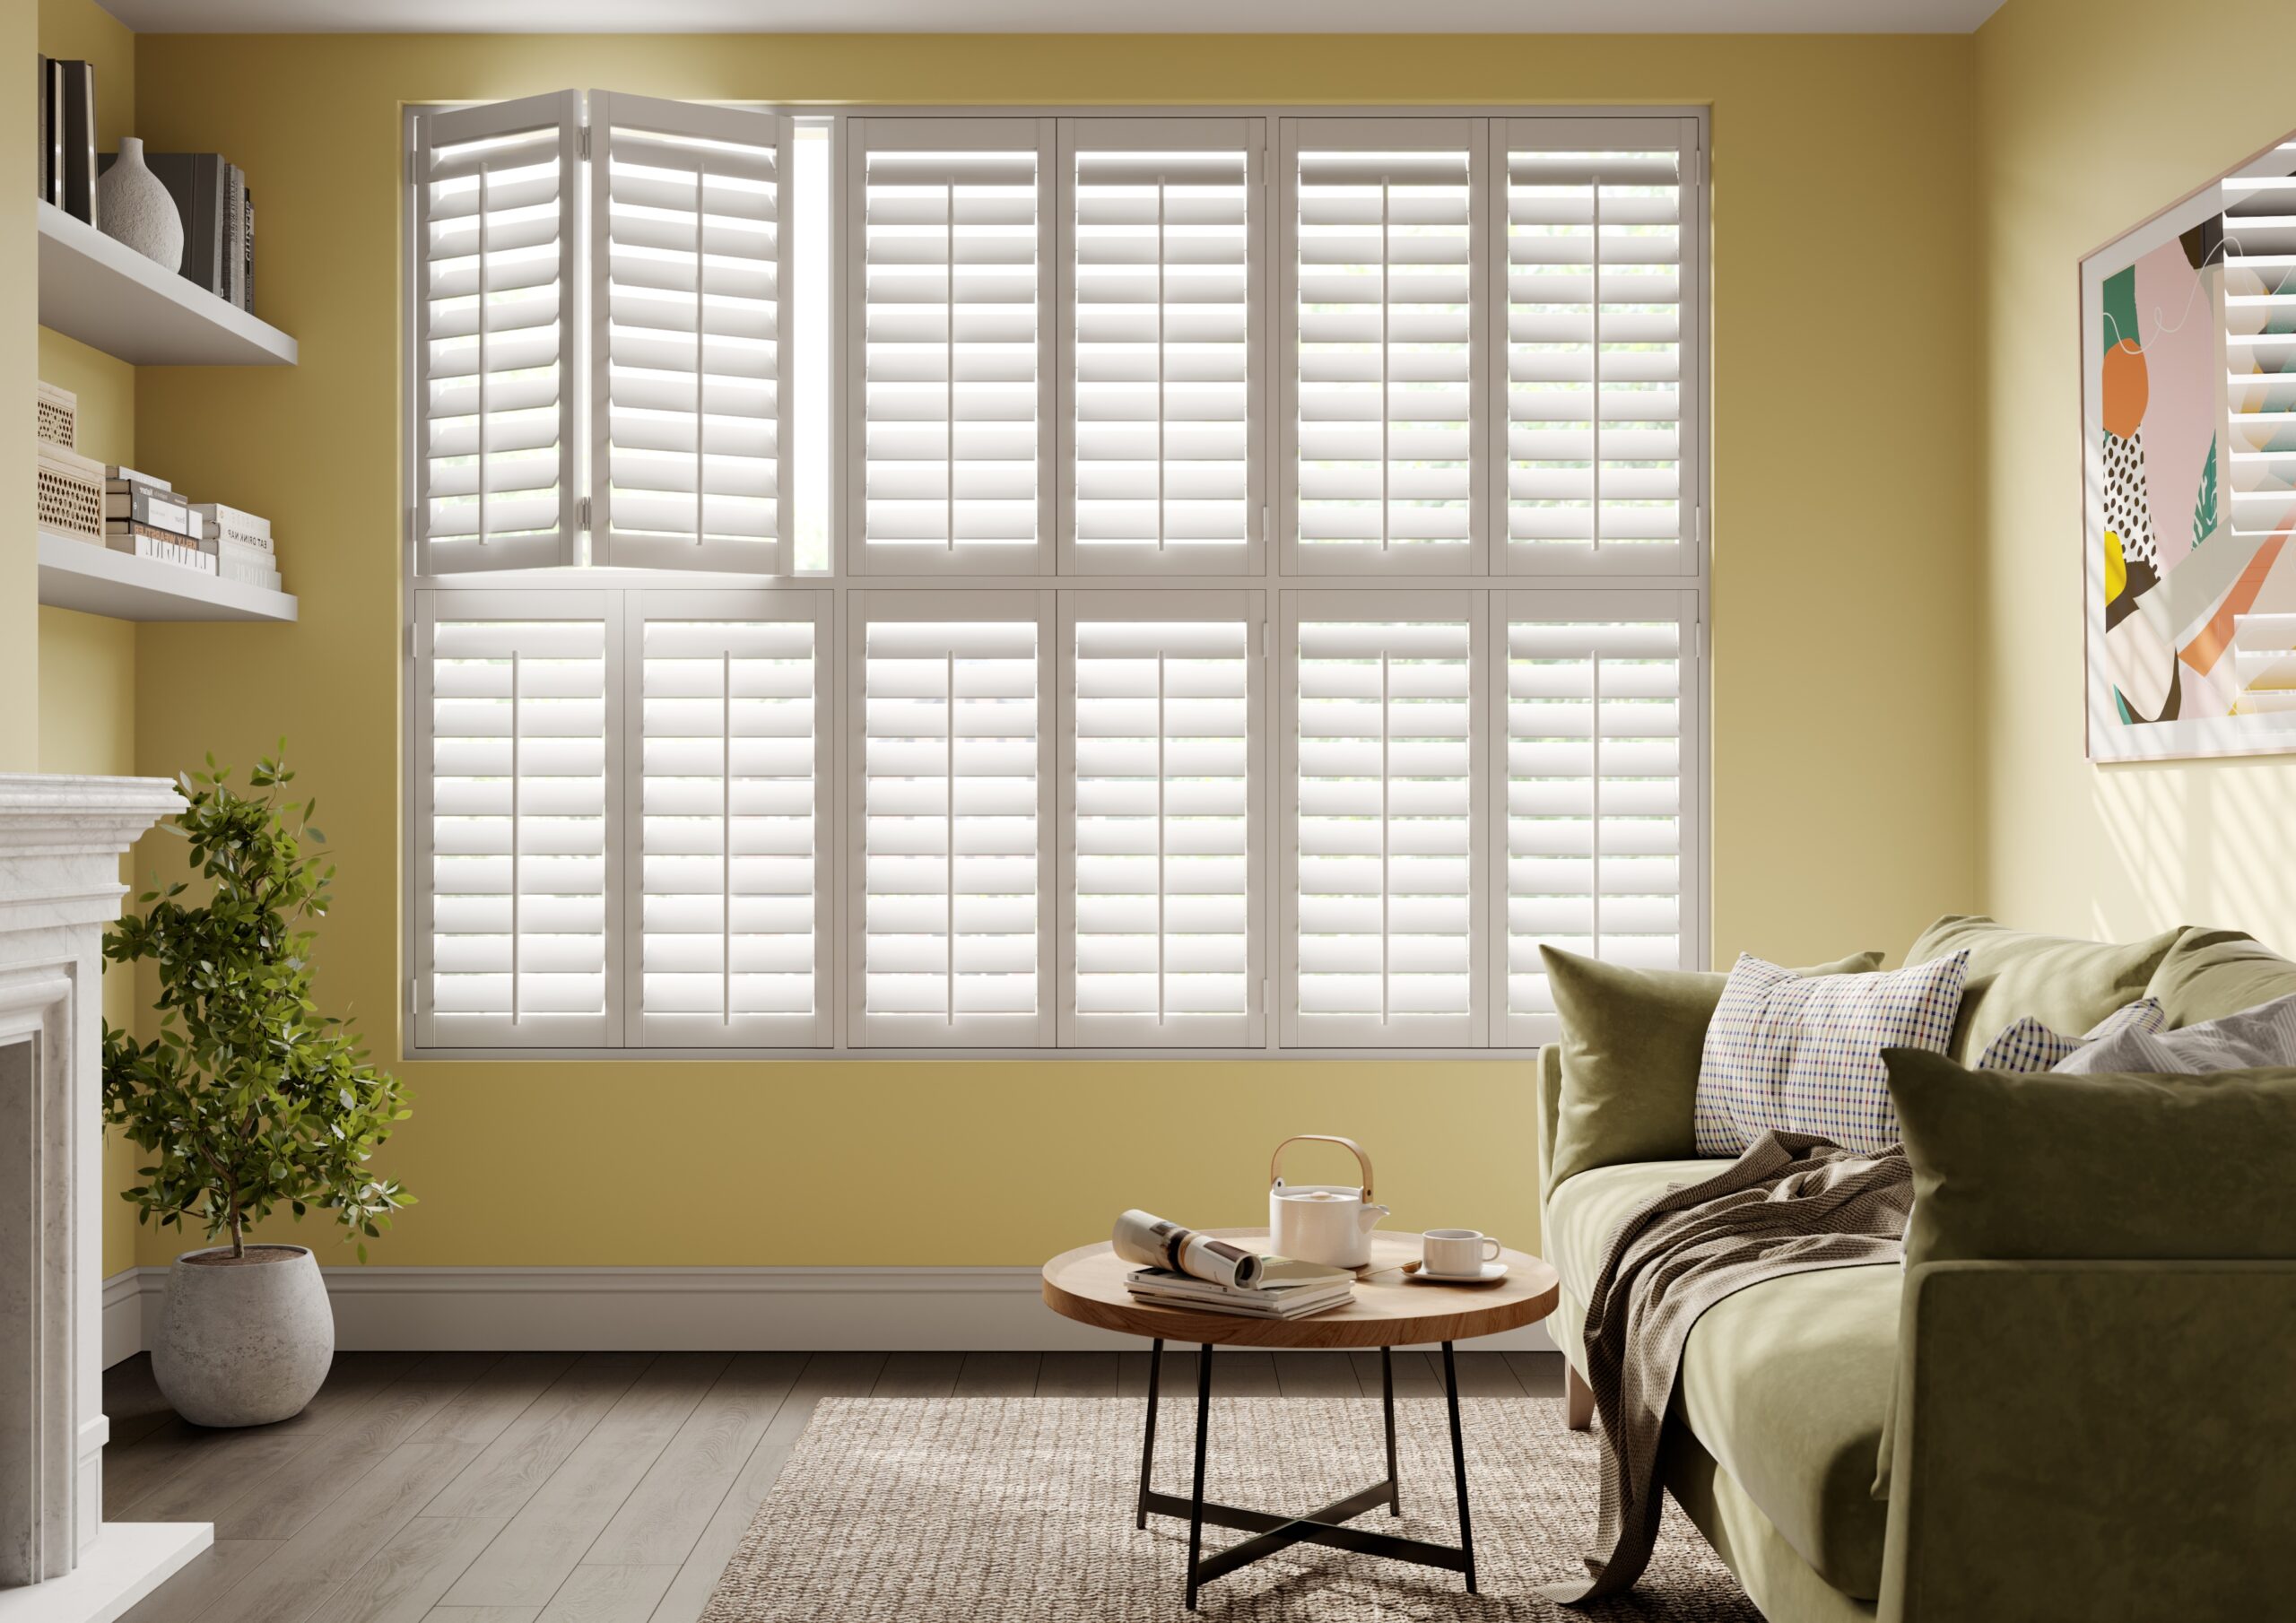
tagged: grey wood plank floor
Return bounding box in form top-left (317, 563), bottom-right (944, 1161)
top-left (109, 1347), bottom-right (1561, 1623)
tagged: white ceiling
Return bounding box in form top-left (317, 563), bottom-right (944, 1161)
top-left (100, 0), bottom-right (2011, 36)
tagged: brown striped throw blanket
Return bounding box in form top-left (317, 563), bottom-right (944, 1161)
top-left (1544, 1132), bottom-right (1913, 1605)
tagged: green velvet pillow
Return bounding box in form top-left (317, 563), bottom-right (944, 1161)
top-left (1542, 945), bottom-right (1883, 1195)
top-left (1901, 915), bottom-right (2182, 1066)
top-left (1873, 1047), bottom-right (2296, 1497)
top-left (2146, 926), bottom-right (2296, 1028)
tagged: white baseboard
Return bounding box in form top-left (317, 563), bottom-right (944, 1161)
top-left (0, 1521), bottom-right (211, 1623)
top-left (101, 1264), bottom-right (1555, 1359)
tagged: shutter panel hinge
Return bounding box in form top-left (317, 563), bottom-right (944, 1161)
top-left (406, 978), bottom-right (418, 1015)
top-left (1692, 618), bottom-right (1703, 658)
top-left (577, 497), bottom-right (594, 531)
top-left (406, 147), bottom-right (419, 187)
top-left (576, 125), bottom-right (592, 161)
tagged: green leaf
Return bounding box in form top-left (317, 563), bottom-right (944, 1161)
top-left (2193, 433), bottom-right (2219, 550)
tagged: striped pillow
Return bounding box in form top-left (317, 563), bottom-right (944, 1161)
top-left (1973, 997), bottom-right (2166, 1073)
top-left (1695, 951), bottom-right (1970, 1156)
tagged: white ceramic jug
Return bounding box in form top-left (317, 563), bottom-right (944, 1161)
top-left (1267, 1135), bottom-right (1389, 1270)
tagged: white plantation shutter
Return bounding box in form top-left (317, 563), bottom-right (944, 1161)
top-left (850, 593), bottom-right (1054, 1046)
top-left (2223, 143), bottom-right (2296, 551)
top-left (1060, 120), bottom-right (1262, 576)
top-left (415, 592), bottom-right (621, 1048)
top-left (1281, 592), bottom-right (1487, 1047)
top-left (850, 119), bottom-right (1055, 575)
top-left (414, 92), bottom-right (581, 575)
top-left (1498, 592), bottom-right (1700, 1045)
top-left (590, 94), bottom-right (790, 572)
top-left (1281, 119), bottom-right (1486, 576)
top-left (1500, 119), bottom-right (1700, 576)
top-left (627, 593), bottom-right (828, 1046)
top-left (1060, 593), bottom-right (1264, 1047)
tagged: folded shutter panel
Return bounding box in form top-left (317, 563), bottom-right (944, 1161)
top-left (416, 591), bottom-right (621, 1048)
top-left (1281, 592), bottom-right (1487, 1047)
top-left (1062, 119), bottom-right (1263, 576)
top-left (414, 92), bottom-right (581, 575)
top-left (591, 94), bottom-right (789, 573)
top-left (1500, 118), bottom-right (1700, 576)
top-left (1498, 591), bottom-right (1699, 1045)
top-left (629, 593), bottom-right (827, 1047)
top-left (1060, 593), bottom-right (1264, 1047)
top-left (850, 593), bottom-right (1054, 1046)
top-left (1281, 119), bottom-right (1486, 576)
top-left (851, 118), bottom-right (1054, 576)
top-left (2224, 147), bottom-right (2296, 551)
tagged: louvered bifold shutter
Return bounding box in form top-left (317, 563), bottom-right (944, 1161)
top-left (590, 94), bottom-right (790, 573)
top-left (1059, 592), bottom-right (1265, 1047)
top-left (1280, 592), bottom-right (1487, 1048)
top-left (625, 591), bottom-right (828, 1048)
top-left (849, 118), bottom-right (1055, 576)
top-left (415, 590), bottom-right (622, 1049)
top-left (1059, 119), bottom-right (1264, 577)
top-left (1499, 118), bottom-right (1700, 577)
top-left (1495, 591), bottom-right (1700, 1046)
top-left (849, 593), bottom-right (1054, 1046)
top-left (1279, 119), bottom-right (1488, 577)
top-left (413, 92), bottom-right (581, 575)
top-left (2223, 145), bottom-right (2296, 554)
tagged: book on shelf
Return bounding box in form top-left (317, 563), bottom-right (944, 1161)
top-left (190, 501), bottom-right (271, 545)
top-left (53, 60), bottom-right (97, 226)
top-left (106, 529), bottom-right (217, 575)
top-left (214, 535), bottom-right (274, 569)
top-left (222, 165), bottom-right (244, 310)
top-left (104, 464), bottom-right (170, 495)
top-left (243, 187), bottom-right (255, 313)
top-left (131, 152), bottom-right (229, 299)
top-left (218, 556), bottom-right (282, 591)
top-left (103, 488), bottom-right (198, 536)
top-left (37, 57), bottom-right (65, 208)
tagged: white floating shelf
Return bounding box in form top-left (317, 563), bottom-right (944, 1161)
top-left (36, 199), bottom-right (298, 367)
top-left (39, 533), bottom-right (297, 624)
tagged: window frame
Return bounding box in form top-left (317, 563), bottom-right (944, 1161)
top-left (400, 101), bottom-right (1709, 1062)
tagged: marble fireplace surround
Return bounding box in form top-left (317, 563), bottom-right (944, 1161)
top-left (0, 777), bottom-right (209, 1622)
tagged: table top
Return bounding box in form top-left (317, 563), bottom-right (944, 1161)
top-left (1041, 1228), bottom-right (1560, 1350)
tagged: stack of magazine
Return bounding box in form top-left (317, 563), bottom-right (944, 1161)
top-left (1112, 1210), bottom-right (1355, 1320)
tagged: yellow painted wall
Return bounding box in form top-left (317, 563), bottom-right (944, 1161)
top-left (127, 32), bottom-right (1979, 1268)
top-left (1973, 1), bottom-right (2296, 948)
top-left (4, 0), bottom-right (37, 773)
top-left (38, 0), bottom-right (143, 1278)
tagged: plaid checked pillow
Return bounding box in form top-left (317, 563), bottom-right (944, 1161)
top-left (1972, 997), bottom-right (2167, 1073)
top-left (1694, 950), bottom-right (1970, 1156)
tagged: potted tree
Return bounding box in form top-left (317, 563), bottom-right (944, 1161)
top-left (103, 751), bottom-right (412, 1428)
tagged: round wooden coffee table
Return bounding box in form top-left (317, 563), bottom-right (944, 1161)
top-left (1042, 1228), bottom-right (1559, 1610)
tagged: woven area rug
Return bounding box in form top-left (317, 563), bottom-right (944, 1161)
top-left (700, 1397), bottom-right (1762, 1620)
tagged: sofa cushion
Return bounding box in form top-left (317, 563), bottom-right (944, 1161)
top-left (1545, 1160), bottom-right (1897, 1600)
top-left (1902, 915), bottom-right (2181, 1065)
top-left (1543, 946), bottom-right (1883, 1193)
top-left (1971, 995), bottom-right (2163, 1072)
top-left (2057, 991), bottom-right (2296, 1074)
top-left (2147, 926), bottom-right (2296, 1028)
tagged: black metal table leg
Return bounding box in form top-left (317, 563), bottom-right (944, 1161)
top-left (1442, 1340), bottom-right (1477, 1593)
top-left (1136, 1337), bottom-right (1162, 1530)
top-left (1380, 1346), bottom-right (1400, 1516)
top-left (1185, 1343), bottom-right (1213, 1611)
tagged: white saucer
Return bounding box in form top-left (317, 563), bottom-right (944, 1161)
top-left (1411, 1262), bottom-right (1508, 1287)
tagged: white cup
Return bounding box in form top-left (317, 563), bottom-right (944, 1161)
top-left (1422, 1229), bottom-right (1501, 1279)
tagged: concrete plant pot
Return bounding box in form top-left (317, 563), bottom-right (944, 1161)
top-left (152, 1245), bottom-right (334, 1428)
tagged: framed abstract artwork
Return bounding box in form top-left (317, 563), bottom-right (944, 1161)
top-left (2083, 129), bottom-right (2296, 761)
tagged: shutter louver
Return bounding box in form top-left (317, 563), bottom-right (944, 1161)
top-left (1284, 122), bottom-right (1483, 575)
top-left (1500, 594), bottom-right (1698, 1045)
top-left (854, 119), bottom-right (1053, 574)
top-left (419, 595), bottom-right (618, 1047)
top-left (1062, 595), bottom-right (1262, 1046)
top-left (633, 598), bottom-right (826, 1046)
top-left (1502, 120), bottom-right (1698, 575)
top-left (853, 595), bottom-right (1052, 1046)
top-left (592, 94), bottom-right (789, 572)
top-left (1283, 595), bottom-right (1485, 1047)
top-left (1065, 121), bottom-right (1260, 575)
top-left (415, 92), bottom-right (580, 575)
top-left (2223, 144), bottom-right (2296, 552)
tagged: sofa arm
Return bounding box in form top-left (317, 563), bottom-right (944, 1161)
top-left (1535, 1043), bottom-right (1562, 1205)
top-left (1879, 1259), bottom-right (2296, 1623)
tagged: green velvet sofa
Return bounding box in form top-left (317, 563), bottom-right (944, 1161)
top-left (1535, 916), bottom-right (2296, 1623)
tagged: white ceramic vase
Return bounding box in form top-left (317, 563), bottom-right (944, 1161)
top-left (152, 1245), bottom-right (335, 1428)
top-left (96, 137), bottom-right (183, 273)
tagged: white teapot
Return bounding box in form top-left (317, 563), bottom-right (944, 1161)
top-left (1267, 1135), bottom-right (1389, 1270)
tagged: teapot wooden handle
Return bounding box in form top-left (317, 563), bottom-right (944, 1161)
top-left (1269, 1134), bottom-right (1373, 1201)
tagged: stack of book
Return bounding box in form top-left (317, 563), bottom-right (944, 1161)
top-left (94, 149), bottom-right (257, 313)
top-left (193, 502), bottom-right (280, 591)
top-left (105, 466), bottom-right (213, 576)
top-left (1126, 1254), bottom-right (1357, 1320)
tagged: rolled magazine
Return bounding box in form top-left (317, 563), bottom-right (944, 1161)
top-left (1112, 1209), bottom-right (1263, 1291)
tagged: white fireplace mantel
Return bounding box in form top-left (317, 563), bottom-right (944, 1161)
top-left (0, 776), bottom-right (209, 1622)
